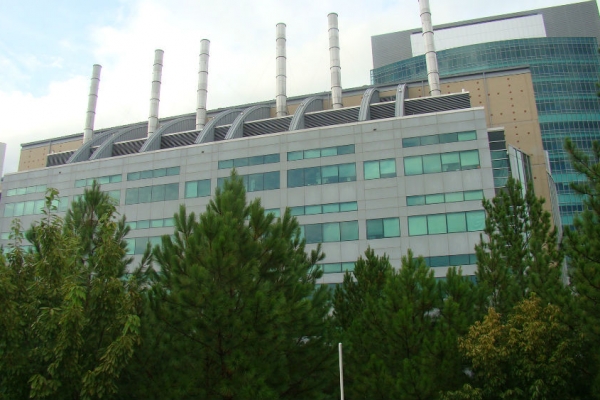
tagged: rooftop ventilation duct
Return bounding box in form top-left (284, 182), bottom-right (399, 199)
top-left (196, 39), bottom-right (210, 130)
top-left (418, 0), bottom-right (441, 96)
top-left (83, 64), bottom-right (101, 144)
top-left (328, 13), bottom-right (343, 109)
top-left (276, 23), bottom-right (287, 117)
top-left (148, 49), bottom-right (164, 136)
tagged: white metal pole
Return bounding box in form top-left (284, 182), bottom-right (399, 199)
top-left (339, 342), bottom-right (344, 400)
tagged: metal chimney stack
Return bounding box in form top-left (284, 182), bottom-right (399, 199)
top-left (418, 0), bottom-right (441, 96)
top-left (275, 23), bottom-right (287, 117)
top-left (83, 64), bottom-right (101, 144)
top-left (196, 39), bottom-right (210, 130)
top-left (328, 13), bottom-right (343, 109)
top-left (148, 49), bottom-right (164, 136)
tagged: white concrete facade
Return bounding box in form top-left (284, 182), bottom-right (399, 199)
top-left (0, 107), bottom-right (493, 284)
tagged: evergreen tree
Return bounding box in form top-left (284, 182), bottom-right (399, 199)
top-left (333, 247), bottom-right (391, 331)
top-left (563, 138), bottom-right (600, 396)
top-left (0, 184), bottom-right (146, 399)
top-left (138, 171), bottom-right (335, 399)
top-left (335, 249), bottom-right (477, 399)
top-left (475, 177), bottom-right (564, 316)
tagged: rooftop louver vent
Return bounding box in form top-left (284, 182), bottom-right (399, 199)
top-left (214, 126), bottom-right (230, 141)
top-left (404, 93), bottom-right (470, 115)
top-left (113, 139), bottom-right (145, 156)
top-left (379, 96), bottom-right (396, 102)
top-left (370, 102), bottom-right (395, 120)
top-left (46, 151), bottom-right (75, 167)
top-left (161, 131), bottom-right (198, 149)
top-left (243, 116), bottom-right (292, 137)
top-left (304, 107), bottom-right (360, 129)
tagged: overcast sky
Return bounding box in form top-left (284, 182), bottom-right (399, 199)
top-left (0, 0), bottom-right (595, 174)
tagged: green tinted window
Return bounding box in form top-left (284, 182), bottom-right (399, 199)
top-left (466, 211), bottom-right (485, 231)
top-left (404, 157), bottom-right (423, 175)
top-left (464, 190), bottom-right (484, 201)
top-left (460, 150), bottom-right (480, 169)
top-left (323, 223), bottom-right (341, 242)
top-left (447, 213), bottom-right (467, 233)
top-left (340, 221), bottom-right (359, 241)
top-left (364, 161), bottom-right (380, 180)
top-left (408, 216), bottom-right (427, 236)
top-left (427, 214), bottom-right (447, 234)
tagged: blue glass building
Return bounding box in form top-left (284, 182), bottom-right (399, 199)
top-left (371, 2), bottom-right (600, 226)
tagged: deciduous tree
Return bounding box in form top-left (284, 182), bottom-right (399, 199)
top-left (0, 184), bottom-right (146, 399)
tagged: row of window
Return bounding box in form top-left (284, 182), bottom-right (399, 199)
top-left (217, 172), bottom-right (280, 192)
top-left (126, 218), bottom-right (175, 230)
top-left (404, 150), bottom-right (480, 176)
top-left (316, 253), bottom-right (478, 274)
top-left (73, 190), bottom-right (121, 204)
top-left (408, 210), bottom-right (485, 236)
top-left (218, 154), bottom-right (280, 169)
top-left (301, 221), bottom-right (359, 244)
top-left (124, 236), bottom-right (164, 255)
top-left (4, 197), bottom-right (69, 217)
top-left (406, 190), bottom-right (484, 206)
top-left (290, 201), bottom-right (358, 217)
top-left (423, 253), bottom-right (477, 268)
top-left (127, 166), bottom-right (180, 181)
top-left (364, 159), bottom-right (396, 180)
top-left (317, 262), bottom-right (356, 274)
top-left (288, 163), bottom-right (356, 188)
top-left (5, 184), bottom-right (46, 197)
top-left (402, 131), bottom-right (477, 148)
top-left (366, 218), bottom-right (401, 239)
top-left (75, 174), bottom-right (122, 188)
top-left (125, 184), bottom-right (179, 205)
top-left (184, 179), bottom-right (211, 198)
top-left (287, 144), bottom-right (355, 161)
top-left (299, 217), bottom-right (409, 243)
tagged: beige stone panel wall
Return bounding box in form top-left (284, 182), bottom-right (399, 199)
top-left (19, 139), bottom-right (82, 171)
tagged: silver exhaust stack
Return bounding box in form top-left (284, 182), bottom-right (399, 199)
top-left (276, 23), bottom-right (287, 117)
top-left (418, 0), bottom-right (441, 96)
top-left (148, 49), bottom-right (164, 136)
top-left (328, 13), bottom-right (343, 109)
top-left (196, 39), bottom-right (210, 130)
top-left (83, 64), bottom-right (101, 144)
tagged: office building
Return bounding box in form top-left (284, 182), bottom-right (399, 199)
top-left (371, 0), bottom-right (600, 226)
top-left (0, 8), bottom-right (546, 284)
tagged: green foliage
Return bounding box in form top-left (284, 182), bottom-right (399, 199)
top-left (128, 171), bottom-right (335, 399)
top-left (444, 294), bottom-right (580, 400)
top-left (334, 249), bottom-right (477, 399)
top-left (475, 177), bottom-right (564, 316)
top-left (0, 183), bottom-right (145, 399)
top-left (563, 138), bottom-right (600, 396)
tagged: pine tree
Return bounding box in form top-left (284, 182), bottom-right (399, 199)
top-left (475, 177), bottom-right (564, 316)
top-left (140, 171), bottom-right (335, 399)
top-left (335, 249), bottom-right (477, 399)
top-left (563, 138), bottom-right (600, 396)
